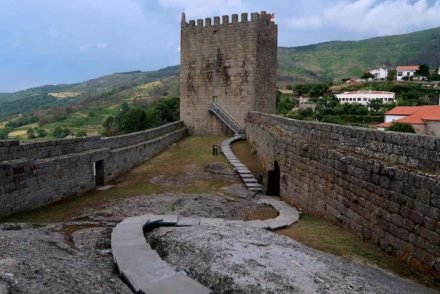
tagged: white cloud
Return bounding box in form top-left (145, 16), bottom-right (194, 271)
top-left (159, 0), bottom-right (245, 19)
top-left (286, 0), bottom-right (440, 36)
top-left (326, 0), bottom-right (440, 35)
top-left (289, 16), bottom-right (322, 29)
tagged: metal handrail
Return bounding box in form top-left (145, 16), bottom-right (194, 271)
top-left (208, 102), bottom-right (244, 134)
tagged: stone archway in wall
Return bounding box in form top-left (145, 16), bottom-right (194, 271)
top-left (267, 160), bottom-right (280, 196)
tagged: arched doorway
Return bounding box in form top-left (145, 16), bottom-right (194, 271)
top-left (267, 161), bottom-right (280, 196)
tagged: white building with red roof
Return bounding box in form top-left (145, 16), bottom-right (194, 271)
top-left (335, 90), bottom-right (395, 106)
top-left (378, 106), bottom-right (440, 136)
top-left (396, 65), bottom-right (419, 81)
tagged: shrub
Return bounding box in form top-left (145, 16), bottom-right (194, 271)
top-left (76, 130), bottom-right (87, 137)
top-left (387, 123), bottom-right (416, 133)
top-left (0, 128), bottom-right (8, 139)
top-left (27, 128), bottom-right (36, 139)
top-left (53, 127), bottom-right (71, 138)
top-left (36, 128), bottom-right (47, 138)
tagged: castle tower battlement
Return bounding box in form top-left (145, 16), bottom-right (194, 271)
top-left (180, 11), bottom-right (277, 135)
top-left (181, 11), bottom-right (274, 29)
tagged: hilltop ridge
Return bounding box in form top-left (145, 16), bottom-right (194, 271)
top-left (0, 27), bottom-right (439, 121)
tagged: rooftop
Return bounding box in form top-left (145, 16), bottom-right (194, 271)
top-left (396, 65), bottom-right (419, 71)
top-left (337, 90), bottom-right (395, 95)
top-left (385, 106), bottom-right (423, 116)
top-left (383, 105), bottom-right (440, 125)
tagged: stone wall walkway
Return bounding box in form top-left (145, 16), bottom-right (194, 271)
top-left (111, 197), bottom-right (300, 293)
top-left (221, 135), bottom-right (263, 192)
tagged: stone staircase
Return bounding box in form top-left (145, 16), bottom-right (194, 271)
top-left (221, 135), bottom-right (263, 192)
top-left (207, 103), bottom-right (244, 135)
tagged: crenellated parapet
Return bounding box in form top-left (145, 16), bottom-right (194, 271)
top-left (180, 10), bottom-right (277, 135)
top-left (181, 11), bottom-right (275, 30)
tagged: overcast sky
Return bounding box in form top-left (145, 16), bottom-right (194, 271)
top-left (1, 0), bottom-right (439, 92)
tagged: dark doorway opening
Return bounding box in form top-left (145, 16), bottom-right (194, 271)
top-left (95, 160), bottom-right (105, 186)
top-left (267, 161), bottom-right (280, 196)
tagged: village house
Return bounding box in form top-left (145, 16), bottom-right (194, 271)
top-left (335, 90), bottom-right (395, 106)
top-left (396, 65), bottom-right (419, 81)
top-left (377, 105), bottom-right (440, 136)
top-left (368, 66), bottom-right (388, 80)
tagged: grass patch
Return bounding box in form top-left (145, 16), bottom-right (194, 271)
top-left (48, 92), bottom-right (81, 99)
top-left (231, 140), bottom-right (265, 176)
top-left (4, 136), bottom-right (231, 223)
top-left (279, 215), bottom-right (439, 291)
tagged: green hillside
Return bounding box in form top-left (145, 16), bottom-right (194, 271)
top-left (1, 27), bottom-right (439, 140)
top-left (278, 27), bottom-right (440, 83)
top-left (0, 66), bottom-right (180, 119)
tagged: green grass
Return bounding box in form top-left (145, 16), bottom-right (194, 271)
top-left (231, 140), bottom-right (265, 176)
top-left (3, 136), bottom-right (230, 223)
top-left (279, 215), bottom-right (440, 291)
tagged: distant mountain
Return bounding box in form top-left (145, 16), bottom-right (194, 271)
top-left (1, 27), bottom-right (439, 119)
top-left (278, 27), bottom-right (440, 84)
top-left (0, 66), bottom-right (180, 119)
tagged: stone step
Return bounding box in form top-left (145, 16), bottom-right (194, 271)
top-left (200, 218), bottom-right (224, 226)
top-left (245, 183), bottom-right (263, 188)
top-left (243, 178), bottom-right (258, 184)
top-left (177, 216), bottom-right (201, 226)
top-left (145, 273), bottom-right (211, 294)
top-left (148, 214), bottom-right (179, 225)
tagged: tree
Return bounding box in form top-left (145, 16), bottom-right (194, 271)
top-left (430, 72), bottom-right (440, 81)
top-left (53, 127), bottom-right (71, 138)
top-left (0, 128), bottom-right (8, 139)
top-left (27, 128), bottom-right (36, 139)
top-left (121, 108), bottom-right (148, 133)
top-left (102, 116), bottom-right (116, 136)
top-left (154, 96), bottom-right (180, 124)
top-left (415, 64), bottom-right (430, 77)
top-left (120, 102), bottom-right (130, 113)
top-left (367, 98), bottom-right (384, 113)
top-left (388, 122), bottom-right (415, 133)
top-left (276, 95), bottom-right (296, 115)
top-left (387, 70), bottom-right (397, 82)
top-left (53, 127), bottom-right (63, 138)
top-left (361, 72), bottom-right (375, 80)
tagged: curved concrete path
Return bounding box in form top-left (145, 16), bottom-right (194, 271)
top-left (221, 135), bottom-right (263, 192)
top-left (111, 197), bottom-right (299, 294)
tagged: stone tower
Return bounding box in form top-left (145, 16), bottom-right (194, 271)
top-left (180, 11), bottom-right (278, 135)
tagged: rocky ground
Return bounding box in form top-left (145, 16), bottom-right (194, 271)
top-left (149, 224), bottom-right (436, 294)
top-left (0, 156), bottom-right (437, 293)
top-left (1, 190), bottom-right (436, 293)
top-left (0, 223), bottom-right (130, 294)
top-left (0, 190), bottom-right (265, 294)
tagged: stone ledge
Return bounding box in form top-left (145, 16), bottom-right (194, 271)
top-left (111, 197), bottom-right (300, 293)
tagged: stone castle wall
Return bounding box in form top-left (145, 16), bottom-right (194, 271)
top-left (246, 112), bottom-right (440, 275)
top-left (180, 12), bottom-right (277, 135)
top-left (0, 122), bottom-right (187, 218)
